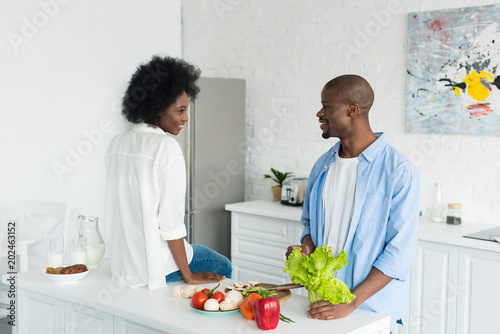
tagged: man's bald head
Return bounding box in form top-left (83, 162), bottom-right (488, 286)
top-left (324, 75), bottom-right (374, 113)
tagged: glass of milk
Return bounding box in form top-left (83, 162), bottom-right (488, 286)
top-left (47, 236), bottom-right (64, 267)
top-left (70, 236), bottom-right (87, 265)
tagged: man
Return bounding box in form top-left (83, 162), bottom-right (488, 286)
top-left (286, 75), bottom-right (420, 330)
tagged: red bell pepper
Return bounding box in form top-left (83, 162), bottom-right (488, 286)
top-left (251, 296), bottom-right (280, 330)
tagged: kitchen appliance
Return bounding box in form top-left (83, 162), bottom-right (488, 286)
top-left (281, 177), bottom-right (308, 206)
top-left (463, 226), bottom-right (500, 242)
top-left (175, 78), bottom-right (245, 257)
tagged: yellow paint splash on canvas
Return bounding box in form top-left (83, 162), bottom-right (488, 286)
top-left (461, 70), bottom-right (494, 102)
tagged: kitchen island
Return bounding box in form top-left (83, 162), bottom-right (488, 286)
top-left (18, 260), bottom-right (390, 334)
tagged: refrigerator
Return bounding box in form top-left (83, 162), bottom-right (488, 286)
top-left (175, 77), bottom-right (246, 258)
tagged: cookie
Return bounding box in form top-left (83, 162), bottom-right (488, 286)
top-left (46, 267), bottom-right (64, 274)
top-left (60, 264), bottom-right (88, 274)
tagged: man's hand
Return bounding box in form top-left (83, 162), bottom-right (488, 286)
top-left (184, 271), bottom-right (225, 285)
top-left (286, 234), bottom-right (316, 258)
top-left (307, 301), bottom-right (356, 320)
top-left (306, 267), bottom-right (393, 320)
top-left (286, 244), bottom-right (312, 258)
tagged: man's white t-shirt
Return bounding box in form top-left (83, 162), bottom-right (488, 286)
top-left (322, 155), bottom-right (359, 258)
top-left (104, 123), bottom-right (193, 290)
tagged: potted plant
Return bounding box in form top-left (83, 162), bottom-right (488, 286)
top-left (264, 168), bottom-right (293, 201)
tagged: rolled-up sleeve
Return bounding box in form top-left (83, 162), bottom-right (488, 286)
top-left (300, 173), bottom-right (313, 243)
top-left (373, 165), bottom-right (421, 281)
top-left (157, 155), bottom-right (187, 241)
top-left (300, 156), bottom-right (325, 243)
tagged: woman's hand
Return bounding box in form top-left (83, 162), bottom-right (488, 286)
top-left (184, 271), bottom-right (225, 285)
top-left (167, 238), bottom-right (227, 284)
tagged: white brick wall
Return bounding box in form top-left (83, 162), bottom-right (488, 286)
top-left (182, 0), bottom-right (500, 225)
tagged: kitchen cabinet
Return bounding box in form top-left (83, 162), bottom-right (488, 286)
top-left (409, 240), bottom-right (459, 333)
top-left (114, 318), bottom-right (165, 334)
top-left (456, 246), bottom-right (500, 334)
top-left (19, 290), bottom-right (64, 334)
top-left (65, 300), bottom-right (114, 333)
top-left (409, 222), bottom-right (500, 334)
top-left (226, 200), bottom-right (304, 291)
top-left (18, 260), bottom-right (390, 334)
top-left (18, 286), bottom-right (163, 334)
top-left (227, 201), bottom-right (500, 334)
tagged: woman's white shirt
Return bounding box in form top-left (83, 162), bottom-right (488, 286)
top-left (104, 123), bottom-right (193, 289)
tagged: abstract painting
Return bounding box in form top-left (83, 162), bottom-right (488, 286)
top-left (406, 5), bottom-right (500, 135)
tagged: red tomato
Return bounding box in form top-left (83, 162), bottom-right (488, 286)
top-left (191, 291), bottom-right (209, 310)
top-left (201, 288), bottom-right (210, 295)
top-left (212, 291), bottom-right (225, 303)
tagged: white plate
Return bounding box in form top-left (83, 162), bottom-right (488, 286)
top-left (43, 268), bottom-right (89, 283)
top-left (190, 303), bottom-right (240, 316)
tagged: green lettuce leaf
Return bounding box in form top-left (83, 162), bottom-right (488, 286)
top-left (331, 249), bottom-right (348, 272)
top-left (283, 245), bottom-right (355, 305)
top-left (283, 248), bottom-right (311, 288)
top-left (316, 278), bottom-right (355, 305)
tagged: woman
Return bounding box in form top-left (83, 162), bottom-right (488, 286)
top-left (104, 56), bottom-right (232, 289)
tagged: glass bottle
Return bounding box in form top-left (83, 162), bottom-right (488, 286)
top-left (76, 215), bottom-right (106, 268)
top-left (446, 203), bottom-right (462, 225)
top-left (430, 183), bottom-right (444, 223)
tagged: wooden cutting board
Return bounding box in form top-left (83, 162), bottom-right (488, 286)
top-left (257, 283), bottom-right (292, 303)
top-left (225, 282), bottom-right (302, 303)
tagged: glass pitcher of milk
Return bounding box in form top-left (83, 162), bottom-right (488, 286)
top-left (74, 215), bottom-right (106, 268)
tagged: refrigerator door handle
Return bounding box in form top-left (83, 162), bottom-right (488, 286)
top-left (185, 103), bottom-right (195, 244)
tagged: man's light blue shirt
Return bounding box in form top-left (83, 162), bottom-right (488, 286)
top-left (300, 133), bottom-right (421, 329)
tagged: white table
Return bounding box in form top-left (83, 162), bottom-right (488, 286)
top-left (18, 260), bottom-right (390, 334)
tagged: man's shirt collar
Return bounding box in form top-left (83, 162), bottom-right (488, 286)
top-left (332, 132), bottom-right (386, 163)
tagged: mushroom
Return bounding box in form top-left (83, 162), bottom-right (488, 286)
top-left (219, 300), bottom-right (237, 311)
top-left (225, 290), bottom-right (243, 306)
top-left (204, 298), bottom-right (220, 311)
top-left (182, 285), bottom-right (198, 299)
top-left (173, 286), bottom-right (183, 299)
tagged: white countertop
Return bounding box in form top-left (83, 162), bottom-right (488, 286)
top-left (226, 200), bottom-right (500, 253)
top-left (417, 220), bottom-right (500, 252)
top-left (19, 261), bottom-right (390, 334)
top-left (225, 200), bottom-right (303, 221)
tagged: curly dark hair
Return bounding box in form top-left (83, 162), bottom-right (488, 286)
top-left (122, 55), bottom-right (201, 125)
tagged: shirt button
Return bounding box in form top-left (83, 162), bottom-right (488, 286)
top-left (324, 166), bottom-right (327, 169)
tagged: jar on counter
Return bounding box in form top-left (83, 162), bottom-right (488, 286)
top-left (446, 203), bottom-right (462, 225)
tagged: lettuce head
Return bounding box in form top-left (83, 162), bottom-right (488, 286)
top-left (283, 245), bottom-right (355, 305)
